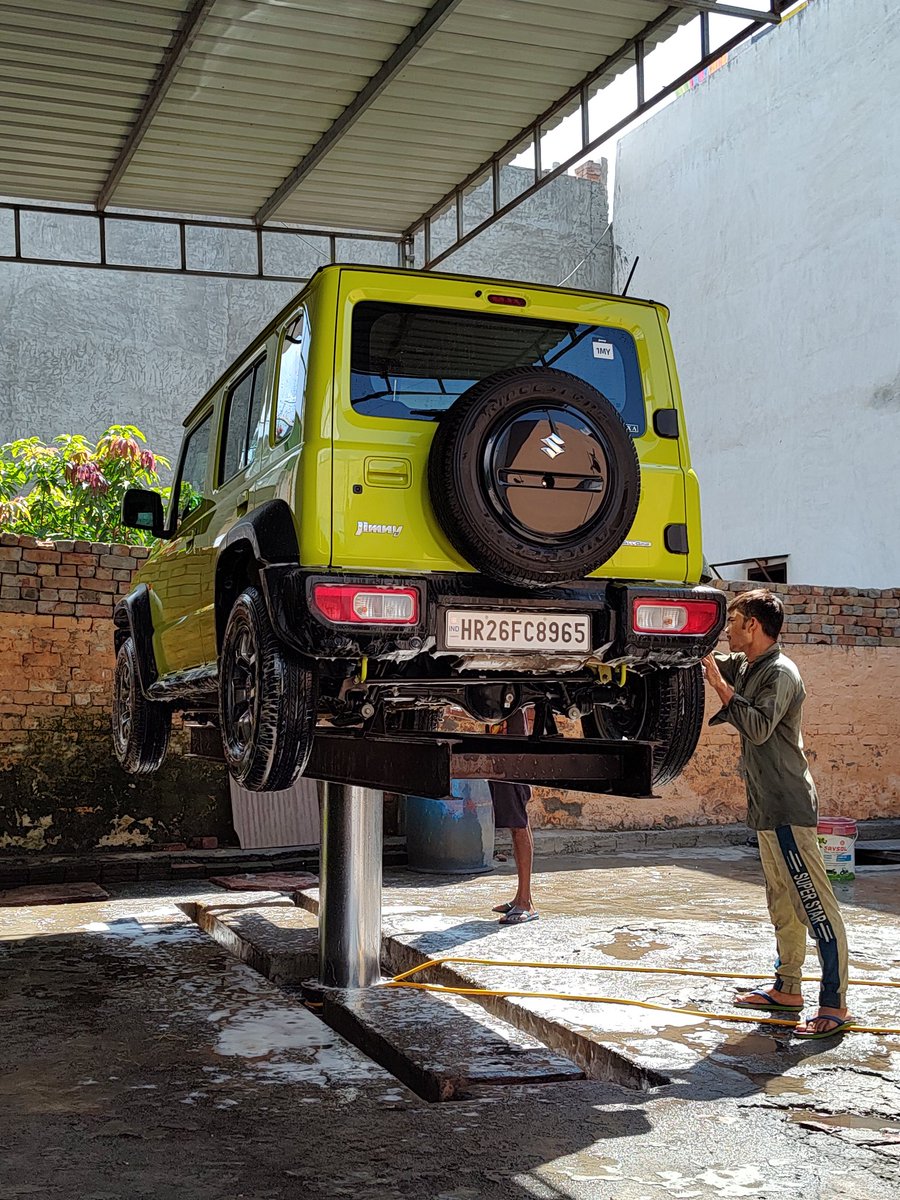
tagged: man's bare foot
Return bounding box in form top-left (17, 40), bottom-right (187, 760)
top-left (733, 984), bottom-right (804, 1011)
top-left (793, 1006), bottom-right (851, 1038)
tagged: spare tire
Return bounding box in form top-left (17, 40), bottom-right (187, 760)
top-left (428, 367), bottom-right (640, 586)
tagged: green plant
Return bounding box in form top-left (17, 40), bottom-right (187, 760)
top-left (0, 425), bottom-right (170, 544)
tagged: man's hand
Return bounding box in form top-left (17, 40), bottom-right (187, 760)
top-left (702, 653), bottom-right (735, 707)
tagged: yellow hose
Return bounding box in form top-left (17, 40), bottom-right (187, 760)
top-left (386, 956), bottom-right (900, 1035)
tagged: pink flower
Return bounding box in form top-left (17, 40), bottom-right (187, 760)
top-left (139, 449), bottom-right (156, 472)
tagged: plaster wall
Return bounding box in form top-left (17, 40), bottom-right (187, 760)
top-left (612, 0), bottom-right (900, 588)
top-left (0, 167), bottom-right (611, 471)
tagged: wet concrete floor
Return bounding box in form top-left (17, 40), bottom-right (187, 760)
top-left (2, 846), bottom-right (899, 1199)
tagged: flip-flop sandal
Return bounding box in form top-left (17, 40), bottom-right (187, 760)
top-left (498, 908), bottom-right (539, 926)
top-left (792, 1015), bottom-right (854, 1040)
top-left (492, 901), bottom-right (515, 914)
top-left (733, 990), bottom-right (804, 1014)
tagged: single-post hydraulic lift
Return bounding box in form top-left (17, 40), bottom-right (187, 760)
top-left (310, 725), bottom-right (653, 990)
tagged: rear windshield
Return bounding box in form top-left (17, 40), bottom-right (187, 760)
top-left (349, 301), bottom-right (645, 436)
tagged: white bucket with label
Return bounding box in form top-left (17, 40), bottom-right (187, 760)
top-left (817, 817), bottom-right (857, 881)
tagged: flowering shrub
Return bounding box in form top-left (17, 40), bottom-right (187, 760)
top-left (0, 425), bottom-right (170, 544)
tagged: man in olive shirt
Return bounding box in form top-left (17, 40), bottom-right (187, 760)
top-left (702, 589), bottom-right (852, 1038)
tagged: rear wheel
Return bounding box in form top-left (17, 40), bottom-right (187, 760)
top-left (581, 664), bottom-right (704, 786)
top-left (112, 638), bottom-right (171, 774)
top-left (219, 587), bottom-right (317, 791)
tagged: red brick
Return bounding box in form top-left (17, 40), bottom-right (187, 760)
top-left (37, 600), bottom-right (75, 616)
top-left (22, 549), bottom-right (62, 564)
top-left (0, 599), bottom-right (37, 614)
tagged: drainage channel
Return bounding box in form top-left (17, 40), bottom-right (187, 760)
top-left (181, 893), bottom-right (666, 1100)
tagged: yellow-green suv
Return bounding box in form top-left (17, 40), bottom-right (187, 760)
top-left (113, 265), bottom-right (724, 792)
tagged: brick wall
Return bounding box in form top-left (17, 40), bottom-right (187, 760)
top-left (527, 581), bottom-right (900, 831)
top-left (0, 534), bottom-right (231, 854)
top-left (1, 534), bottom-right (898, 849)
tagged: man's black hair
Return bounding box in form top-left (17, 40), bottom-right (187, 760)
top-left (729, 588), bottom-right (784, 640)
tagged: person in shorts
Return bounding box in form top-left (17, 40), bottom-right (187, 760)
top-left (488, 707), bottom-right (538, 925)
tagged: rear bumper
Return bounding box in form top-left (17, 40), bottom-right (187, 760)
top-left (262, 568), bottom-right (725, 669)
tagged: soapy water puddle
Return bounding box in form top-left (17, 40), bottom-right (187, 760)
top-left (788, 1111), bottom-right (900, 1135)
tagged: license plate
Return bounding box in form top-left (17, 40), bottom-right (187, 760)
top-left (444, 609), bottom-right (591, 652)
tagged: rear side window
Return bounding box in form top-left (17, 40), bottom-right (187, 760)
top-left (219, 355), bottom-right (267, 483)
top-left (274, 310), bottom-right (309, 441)
top-left (170, 413), bottom-right (212, 523)
top-left (350, 302), bottom-right (645, 435)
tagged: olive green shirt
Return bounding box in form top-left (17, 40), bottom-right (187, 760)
top-left (708, 643), bottom-right (818, 830)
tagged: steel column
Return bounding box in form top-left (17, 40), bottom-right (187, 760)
top-left (318, 782), bottom-right (383, 989)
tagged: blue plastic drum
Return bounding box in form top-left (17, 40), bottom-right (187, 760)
top-left (405, 779), bottom-right (495, 874)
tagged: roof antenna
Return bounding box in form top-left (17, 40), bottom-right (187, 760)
top-left (621, 255), bottom-right (640, 296)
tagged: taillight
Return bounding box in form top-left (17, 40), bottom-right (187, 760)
top-left (312, 584), bottom-right (419, 625)
top-left (632, 598), bottom-right (720, 635)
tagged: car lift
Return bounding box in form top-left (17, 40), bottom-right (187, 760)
top-left (308, 727), bottom-right (653, 990)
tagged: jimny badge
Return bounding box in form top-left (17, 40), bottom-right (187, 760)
top-left (356, 520), bottom-right (403, 537)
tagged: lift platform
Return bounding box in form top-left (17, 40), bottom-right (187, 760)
top-left (306, 729), bottom-right (654, 800)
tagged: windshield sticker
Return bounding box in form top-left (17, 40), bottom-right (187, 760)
top-left (592, 339), bottom-right (615, 361)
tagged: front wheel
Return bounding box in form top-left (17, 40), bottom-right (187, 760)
top-left (219, 587), bottom-right (317, 791)
top-left (112, 638), bottom-right (171, 774)
top-left (581, 664), bottom-right (705, 786)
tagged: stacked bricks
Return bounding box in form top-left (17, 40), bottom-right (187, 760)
top-left (0, 533), bottom-right (230, 854)
top-left (0, 534), bottom-right (148, 619)
top-left (0, 536), bottom-right (149, 731)
top-left (712, 580), bottom-right (900, 648)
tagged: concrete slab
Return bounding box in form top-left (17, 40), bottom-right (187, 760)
top-left (190, 890), bottom-right (582, 1100)
top-left (372, 848), bottom-right (900, 1112)
top-left (208, 870), bottom-right (318, 892)
top-left (0, 881), bottom-right (109, 906)
top-left (3, 854), bottom-right (900, 1198)
top-left (188, 890), bottom-right (319, 985)
top-left (321, 986), bottom-right (583, 1102)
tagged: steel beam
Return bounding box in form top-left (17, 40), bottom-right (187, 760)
top-left (255, 0), bottom-right (465, 225)
top-left (1, 202), bottom-right (403, 282)
top-left (318, 782), bottom-right (383, 989)
top-left (97, 0), bottom-right (216, 211)
top-left (305, 730), bottom-right (654, 799)
top-left (411, 4), bottom-right (782, 269)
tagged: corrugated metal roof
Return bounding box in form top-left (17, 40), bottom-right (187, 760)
top-left (0, 1), bottom-right (768, 234)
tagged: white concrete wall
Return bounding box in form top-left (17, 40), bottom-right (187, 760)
top-left (613, 0), bottom-right (900, 588)
top-left (0, 168), bottom-right (610, 473)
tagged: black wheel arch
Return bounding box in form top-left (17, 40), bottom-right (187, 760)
top-left (216, 500), bottom-right (300, 650)
top-left (113, 584), bottom-right (158, 693)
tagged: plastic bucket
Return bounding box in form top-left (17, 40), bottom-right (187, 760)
top-left (405, 779), bottom-right (495, 874)
top-left (817, 816), bottom-right (857, 881)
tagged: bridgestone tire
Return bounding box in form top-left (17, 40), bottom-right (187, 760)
top-left (428, 366), bottom-right (640, 586)
top-left (581, 663), bottom-right (705, 787)
top-left (112, 638), bottom-right (171, 775)
top-left (219, 587), bottom-right (317, 791)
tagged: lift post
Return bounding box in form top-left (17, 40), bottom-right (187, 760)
top-left (317, 781), bottom-right (383, 989)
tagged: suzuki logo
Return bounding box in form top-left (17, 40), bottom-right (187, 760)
top-left (541, 431), bottom-right (565, 459)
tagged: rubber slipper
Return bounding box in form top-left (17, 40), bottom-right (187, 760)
top-left (498, 908), bottom-right (539, 926)
top-left (492, 901), bottom-right (515, 914)
top-left (792, 1015), bottom-right (853, 1040)
top-left (733, 990), bottom-right (803, 1014)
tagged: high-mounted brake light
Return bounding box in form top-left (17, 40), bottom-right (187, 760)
top-left (486, 293), bottom-right (526, 307)
top-left (632, 598), bottom-right (720, 636)
top-left (312, 584), bottom-right (419, 625)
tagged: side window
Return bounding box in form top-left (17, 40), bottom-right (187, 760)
top-left (219, 355), bottom-right (267, 484)
top-left (274, 310), bottom-right (309, 441)
top-left (170, 413), bottom-right (212, 524)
